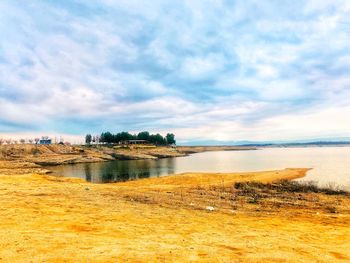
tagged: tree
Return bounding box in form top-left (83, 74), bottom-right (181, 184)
top-left (119, 132), bottom-right (134, 142)
top-left (0, 138), bottom-right (3, 145)
top-left (85, 134), bottom-right (92, 145)
top-left (20, 139), bottom-right (25, 144)
top-left (34, 138), bottom-right (40, 144)
top-left (166, 133), bottom-right (176, 145)
top-left (97, 131), bottom-right (175, 146)
top-left (149, 133), bottom-right (166, 145)
top-left (137, 131), bottom-right (150, 141)
top-left (100, 132), bottom-right (113, 143)
top-left (100, 133), bottom-right (105, 143)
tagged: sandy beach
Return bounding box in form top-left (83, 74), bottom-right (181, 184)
top-left (0, 168), bottom-right (349, 262)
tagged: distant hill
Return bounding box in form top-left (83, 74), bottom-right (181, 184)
top-left (180, 138), bottom-right (350, 147)
top-left (238, 141), bottom-right (350, 147)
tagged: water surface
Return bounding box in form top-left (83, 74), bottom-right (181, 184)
top-left (49, 146), bottom-right (350, 189)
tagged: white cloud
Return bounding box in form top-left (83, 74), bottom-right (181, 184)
top-left (1, 0), bottom-right (350, 142)
top-left (255, 65), bottom-right (278, 79)
top-left (173, 105), bottom-right (350, 143)
top-left (181, 54), bottom-right (225, 79)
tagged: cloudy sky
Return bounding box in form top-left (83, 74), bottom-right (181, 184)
top-left (1, 0), bottom-right (350, 144)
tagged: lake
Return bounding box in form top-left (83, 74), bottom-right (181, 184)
top-left (48, 146), bottom-right (350, 190)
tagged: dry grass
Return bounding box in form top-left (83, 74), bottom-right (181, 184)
top-left (119, 177), bottom-right (350, 219)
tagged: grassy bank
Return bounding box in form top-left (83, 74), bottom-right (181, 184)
top-left (0, 168), bottom-right (349, 262)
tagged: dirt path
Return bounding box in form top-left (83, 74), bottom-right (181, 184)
top-left (0, 169), bottom-right (349, 262)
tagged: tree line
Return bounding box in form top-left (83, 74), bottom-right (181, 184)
top-left (0, 137), bottom-right (66, 145)
top-left (85, 131), bottom-right (176, 145)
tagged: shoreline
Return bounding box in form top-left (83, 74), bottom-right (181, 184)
top-left (0, 144), bottom-right (257, 175)
top-left (1, 144), bottom-right (349, 175)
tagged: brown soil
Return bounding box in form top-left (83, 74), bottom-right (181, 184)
top-left (0, 168), bottom-right (349, 262)
top-left (0, 144), bottom-right (115, 166)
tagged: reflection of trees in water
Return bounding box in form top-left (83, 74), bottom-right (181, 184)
top-left (166, 158), bottom-right (175, 175)
top-left (84, 164), bottom-right (92, 182)
top-left (55, 158), bottom-right (178, 183)
top-left (100, 162), bottom-right (123, 182)
top-left (98, 161), bottom-right (148, 182)
top-left (97, 158), bottom-right (176, 183)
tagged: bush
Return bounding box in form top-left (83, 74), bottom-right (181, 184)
top-left (234, 180), bottom-right (348, 195)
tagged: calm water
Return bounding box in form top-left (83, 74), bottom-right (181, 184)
top-left (49, 147), bottom-right (350, 190)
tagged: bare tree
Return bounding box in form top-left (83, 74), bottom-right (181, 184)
top-left (0, 138), bottom-right (4, 145)
top-left (5, 139), bottom-right (11, 145)
top-left (29, 139), bottom-right (33, 144)
top-left (34, 138), bottom-right (40, 144)
top-left (20, 139), bottom-right (25, 144)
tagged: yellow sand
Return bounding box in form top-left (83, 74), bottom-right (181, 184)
top-left (0, 168), bottom-right (349, 262)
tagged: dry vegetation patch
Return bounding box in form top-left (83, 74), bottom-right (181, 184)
top-left (119, 179), bottom-right (350, 221)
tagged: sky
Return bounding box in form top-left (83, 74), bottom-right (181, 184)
top-left (1, 0), bottom-right (350, 144)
